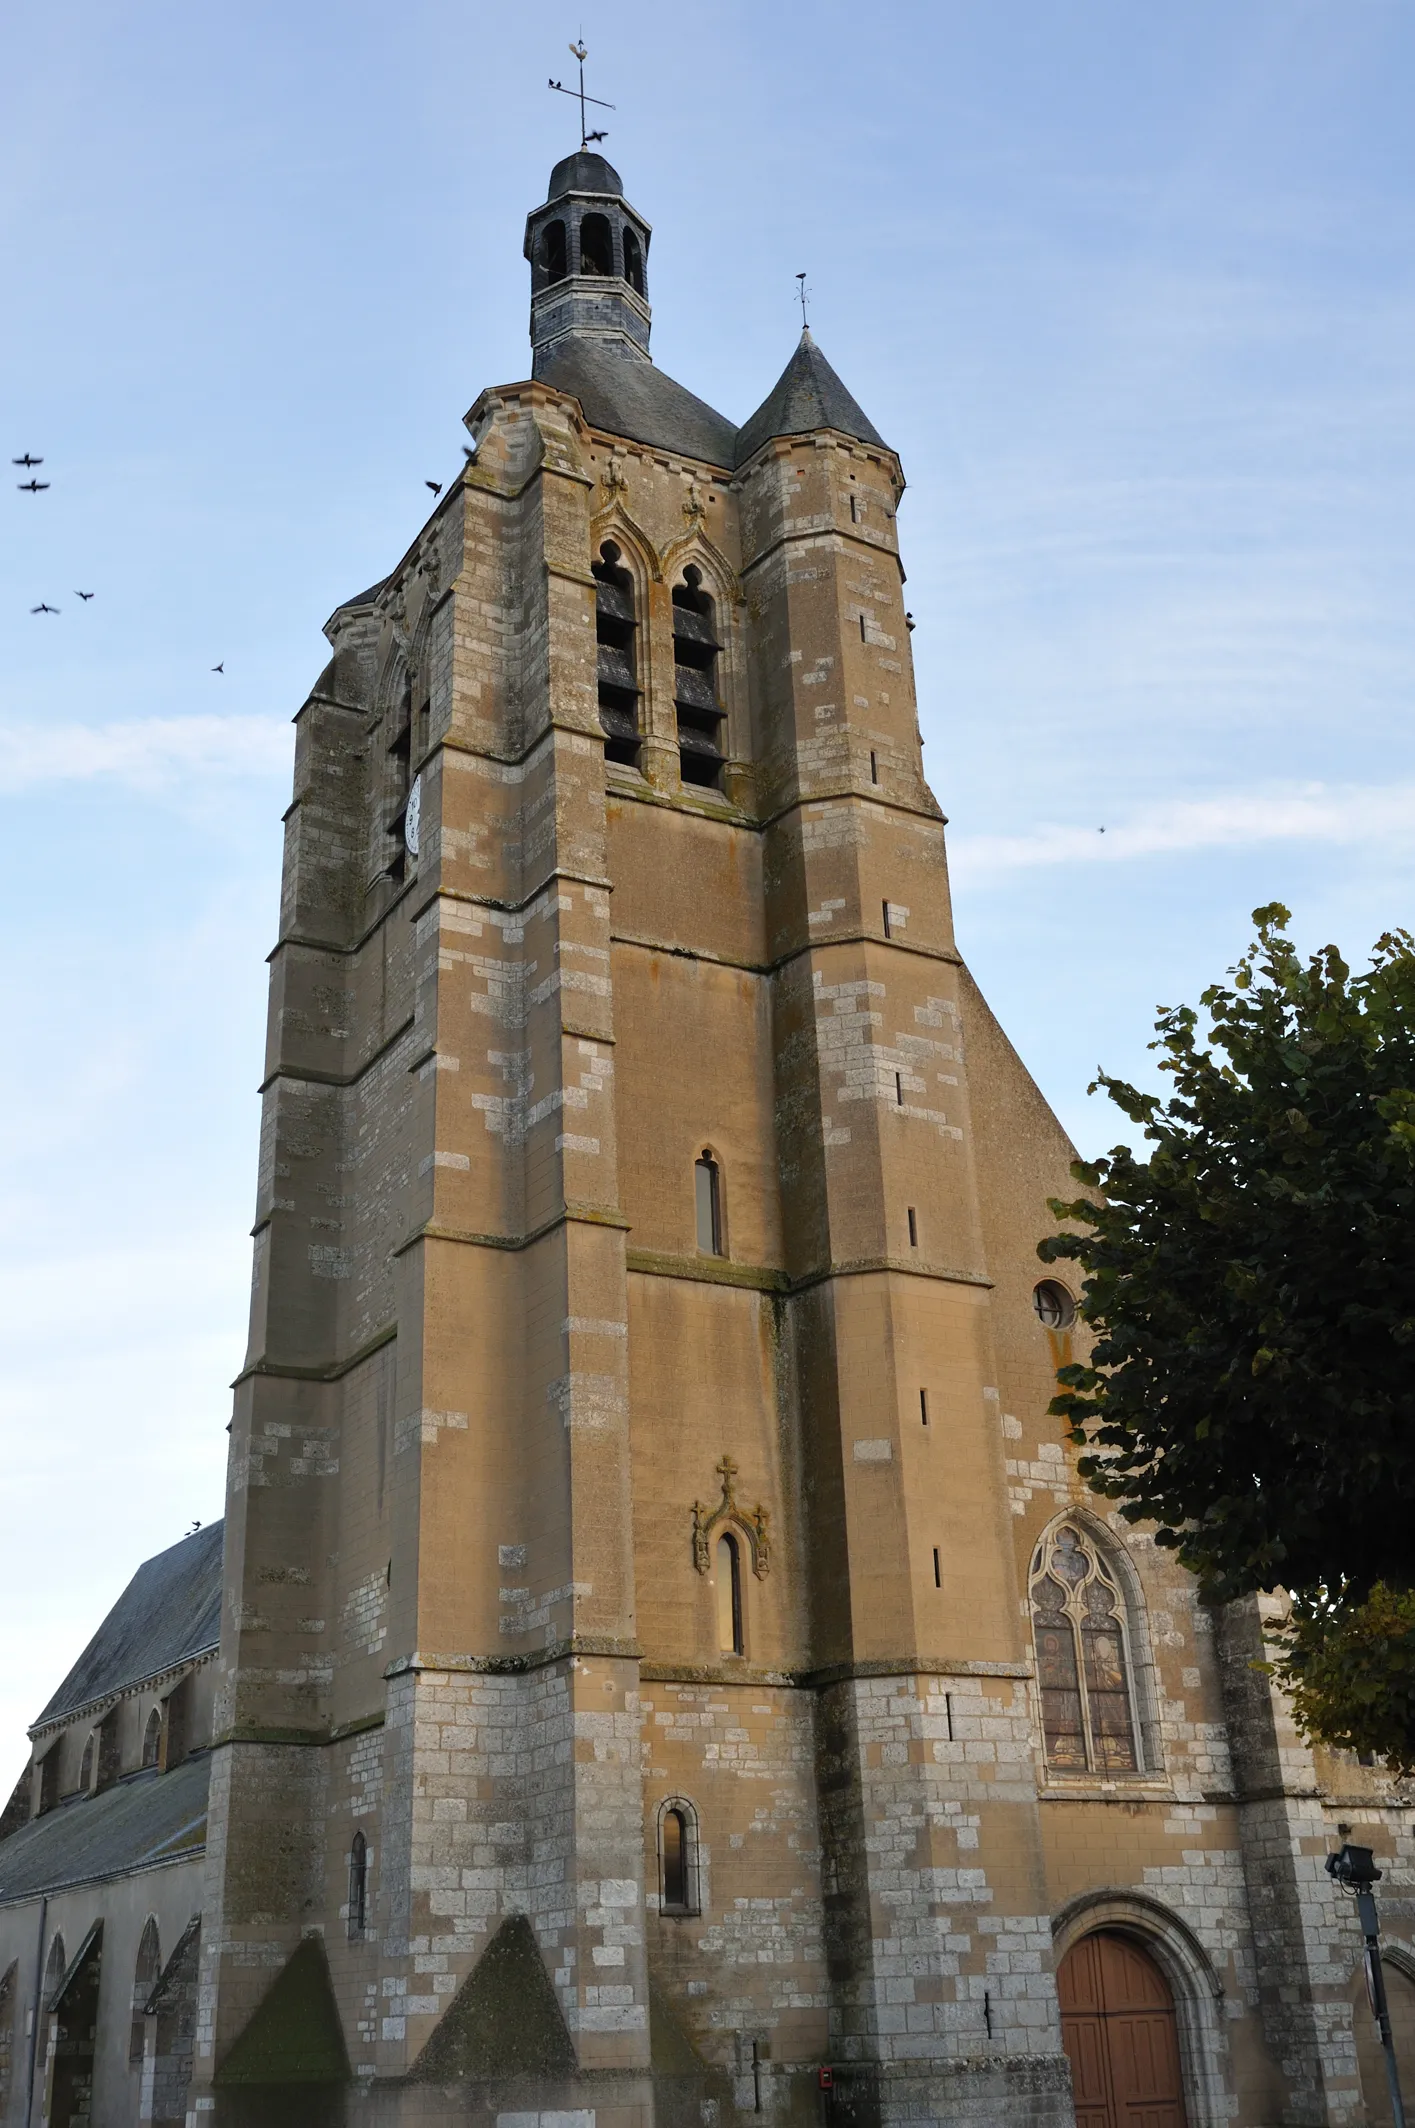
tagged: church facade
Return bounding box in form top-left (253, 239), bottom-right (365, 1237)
top-left (2, 149), bottom-right (1413, 2128)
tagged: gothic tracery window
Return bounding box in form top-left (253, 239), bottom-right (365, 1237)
top-left (1030, 1524), bottom-right (1139, 1774)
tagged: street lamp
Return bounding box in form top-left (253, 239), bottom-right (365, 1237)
top-left (1327, 1842), bottom-right (1407, 2128)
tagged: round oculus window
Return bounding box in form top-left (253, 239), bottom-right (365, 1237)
top-left (1033, 1279), bottom-right (1076, 1330)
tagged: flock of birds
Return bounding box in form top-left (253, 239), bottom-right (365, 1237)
top-left (17, 450), bottom-right (224, 667)
top-left (17, 448), bottom-right (464, 654)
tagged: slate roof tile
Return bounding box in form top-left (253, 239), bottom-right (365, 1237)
top-left (36, 1523), bottom-right (223, 1728)
top-left (0, 1754), bottom-right (210, 1904)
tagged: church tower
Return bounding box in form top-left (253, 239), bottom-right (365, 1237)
top-left (178, 147), bottom-right (1390, 2128)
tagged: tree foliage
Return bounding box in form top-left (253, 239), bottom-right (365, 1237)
top-left (1271, 1585), bottom-right (1415, 1777)
top-left (1039, 907), bottom-right (1415, 1761)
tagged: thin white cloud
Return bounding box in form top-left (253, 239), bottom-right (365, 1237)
top-left (950, 782), bottom-right (1415, 880)
top-left (0, 715), bottom-right (290, 793)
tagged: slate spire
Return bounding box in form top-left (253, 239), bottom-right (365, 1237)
top-left (734, 327), bottom-right (887, 467)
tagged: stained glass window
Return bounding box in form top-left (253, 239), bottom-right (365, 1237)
top-left (1030, 1524), bottom-right (1139, 1773)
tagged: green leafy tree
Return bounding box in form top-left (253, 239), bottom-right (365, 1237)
top-left (1040, 905), bottom-right (1415, 1769)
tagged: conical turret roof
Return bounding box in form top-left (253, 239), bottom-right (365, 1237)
top-left (734, 329), bottom-right (886, 467)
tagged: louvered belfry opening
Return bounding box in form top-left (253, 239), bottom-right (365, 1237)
top-left (593, 542), bottom-right (641, 768)
top-left (672, 567), bottom-right (724, 789)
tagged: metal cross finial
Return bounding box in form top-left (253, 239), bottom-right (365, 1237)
top-left (796, 272), bottom-right (810, 329)
top-left (548, 40), bottom-right (615, 149)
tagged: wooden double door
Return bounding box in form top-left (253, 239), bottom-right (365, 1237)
top-left (1058, 1931), bottom-right (1189, 2128)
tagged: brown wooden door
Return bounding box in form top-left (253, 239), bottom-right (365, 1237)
top-left (1058, 1932), bottom-right (1189, 2128)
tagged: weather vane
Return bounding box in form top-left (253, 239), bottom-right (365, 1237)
top-left (548, 40), bottom-right (614, 148)
top-left (796, 272), bottom-right (810, 329)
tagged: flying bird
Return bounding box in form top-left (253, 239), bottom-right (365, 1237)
top-left (12, 454), bottom-right (42, 468)
top-left (75, 589), bottom-right (94, 601)
top-left (17, 478), bottom-right (50, 492)
top-left (425, 479), bottom-right (443, 496)
top-left (30, 602), bottom-right (58, 614)
top-left (211, 662), bottom-right (224, 673)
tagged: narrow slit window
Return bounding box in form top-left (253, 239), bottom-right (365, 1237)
top-left (945, 1692), bottom-right (954, 1741)
top-left (592, 543), bottom-right (641, 769)
top-left (933, 1547), bottom-right (942, 1588)
top-left (348, 1831), bottom-right (369, 1938)
top-left (907, 1207), bottom-right (918, 1248)
top-left (716, 1532), bottom-right (744, 1655)
top-left (895, 1072), bottom-right (904, 1106)
top-left (695, 1153), bottom-right (723, 1256)
top-left (869, 750), bottom-right (878, 783)
top-left (920, 1389), bottom-right (929, 1427)
top-left (882, 900), bottom-right (892, 938)
top-left (859, 613), bottom-right (867, 641)
top-left (672, 567), bottom-right (726, 790)
top-left (662, 1807), bottom-right (689, 1911)
top-left (850, 492), bottom-right (858, 523)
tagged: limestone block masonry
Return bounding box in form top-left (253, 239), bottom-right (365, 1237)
top-left (176, 147), bottom-right (1415, 2128)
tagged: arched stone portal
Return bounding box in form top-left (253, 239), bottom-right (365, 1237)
top-left (1058, 1930), bottom-right (1189, 2128)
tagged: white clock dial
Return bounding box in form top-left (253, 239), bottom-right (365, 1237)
top-left (404, 773), bottom-right (422, 858)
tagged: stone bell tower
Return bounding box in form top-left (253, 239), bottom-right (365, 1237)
top-left (189, 147), bottom-right (1082, 2128)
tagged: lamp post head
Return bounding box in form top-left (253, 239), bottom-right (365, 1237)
top-left (1327, 1843), bottom-right (1383, 1890)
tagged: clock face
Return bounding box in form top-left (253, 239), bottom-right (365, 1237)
top-left (404, 774), bottom-right (422, 859)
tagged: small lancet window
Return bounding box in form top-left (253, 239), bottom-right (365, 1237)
top-left (1030, 1524), bottom-right (1139, 1774)
top-left (348, 1831), bottom-right (369, 1938)
top-left (695, 1152), bottom-right (723, 1256)
top-left (661, 1806), bottom-right (694, 1913)
top-left (79, 1730), bottom-right (98, 1793)
top-left (537, 218), bottom-right (568, 287)
top-left (716, 1532), bottom-right (744, 1656)
top-left (623, 226), bottom-right (645, 296)
top-left (592, 542), bottom-right (641, 769)
top-left (142, 1709), bottom-right (162, 1770)
top-left (579, 212), bottom-right (613, 276)
top-left (671, 567), bottom-right (725, 789)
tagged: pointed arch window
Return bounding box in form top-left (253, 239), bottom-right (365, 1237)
top-left (142, 1708), bottom-right (163, 1770)
top-left (1030, 1524), bottom-right (1140, 1774)
top-left (592, 542), bottom-right (641, 769)
top-left (78, 1730), bottom-right (98, 1794)
top-left (131, 1919), bottom-right (160, 2064)
top-left (672, 567), bottom-right (725, 789)
top-left (348, 1830), bottom-right (369, 1938)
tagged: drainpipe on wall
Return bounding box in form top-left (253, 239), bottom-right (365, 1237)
top-left (23, 1893), bottom-right (47, 2128)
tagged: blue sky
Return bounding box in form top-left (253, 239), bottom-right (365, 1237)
top-left (2, 0), bottom-right (1413, 1785)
